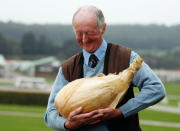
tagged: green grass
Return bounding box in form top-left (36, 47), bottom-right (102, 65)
top-left (139, 109), bottom-right (180, 123)
top-left (0, 104), bottom-right (46, 113)
top-left (167, 99), bottom-right (179, 106)
top-left (141, 125), bottom-right (180, 131)
top-left (0, 115), bottom-right (53, 131)
top-left (0, 104), bottom-right (52, 131)
top-left (164, 83), bottom-right (180, 96)
top-left (161, 82), bottom-right (180, 106)
top-left (1, 104), bottom-right (180, 130)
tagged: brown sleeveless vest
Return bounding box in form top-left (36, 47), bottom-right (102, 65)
top-left (61, 43), bottom-right (141, 131)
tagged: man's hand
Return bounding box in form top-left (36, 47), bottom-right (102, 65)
top-left (65, 107), bottom-right (104, 130)
top-left (88, 107), bottom-right (122, 125)
top-left (65, 107), bottom-right (123, 130)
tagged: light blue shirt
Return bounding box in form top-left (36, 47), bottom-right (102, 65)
top-left (83, 39), bottom-right (107, 67)
top-left (44, 40), bottom-right (166, 131)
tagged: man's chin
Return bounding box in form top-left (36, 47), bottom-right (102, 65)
top-left (82, 43), bottom-right (97, 53)
top-left (85, 48), bottom-right (95, 53)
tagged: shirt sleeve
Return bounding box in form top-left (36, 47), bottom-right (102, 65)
top-left (44, 67), bottom-right (69, 131)
top-left (119, 51), bottom-right (166, 117)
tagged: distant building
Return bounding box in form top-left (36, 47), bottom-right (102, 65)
top-left (15, 76), bottom-right (48, 89)
top-left (0, 54), bottom-right (8, 77)
top-left (19, 56), bottom-right (60, 77)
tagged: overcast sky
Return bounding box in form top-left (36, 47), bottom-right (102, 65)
top-left (0, 0), bottom-right (180, 25)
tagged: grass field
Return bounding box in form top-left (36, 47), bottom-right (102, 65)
top-left (0, 104), bottom-right (52, 131)
top-left (0, 82), bottom-right (180, 131)
top-left (0, 115), bottom-right (52, 131)
top-left (139, 109), bottom-right (180, 123)
top-left (141, 125), bottom-right (180, 131)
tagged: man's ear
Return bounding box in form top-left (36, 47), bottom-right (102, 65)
top-left (101, 23), bottom-right (107, 35)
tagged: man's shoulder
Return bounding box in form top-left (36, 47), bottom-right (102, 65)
top-left (61, 52), bottom-right (83, 82)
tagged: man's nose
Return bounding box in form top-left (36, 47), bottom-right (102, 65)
top-left (82, 33), bottom-right (88, 43)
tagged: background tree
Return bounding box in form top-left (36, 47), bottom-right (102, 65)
top-left (0, 34), bottom-right (9, 55)
top-left (21, 32), bottom-right (37, 55)
top-left (59, 38), bottom-right (81, 59)
top-left (37, 35), bottom-right (60, 55)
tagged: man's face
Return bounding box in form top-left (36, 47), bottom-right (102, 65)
top-left (73, 13), bottom-right (105, 53)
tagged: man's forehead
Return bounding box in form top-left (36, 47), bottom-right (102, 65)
top-left (73, 12), bottom-right (97, 26)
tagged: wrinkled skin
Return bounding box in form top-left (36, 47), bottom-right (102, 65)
top-left (65, 107), bottom-right (122, 130)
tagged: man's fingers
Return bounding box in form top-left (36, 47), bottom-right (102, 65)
top-left (91, 113), bottom-right (104, 119)
top-left (73, 109), bottom-right (99, 120)
top-left (69, 107), bottom-right (83, 119)
top-left (98, 108), bottom-right (112, 114)
top-left (83, 110), bottom-right (99, 118)
top-left (88, 119), bottom-right (101, 125)
top-left (86, 113), bottom-right (104, 125)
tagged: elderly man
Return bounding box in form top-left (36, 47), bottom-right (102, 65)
top-left (44, 5), bottom-right (166, 131)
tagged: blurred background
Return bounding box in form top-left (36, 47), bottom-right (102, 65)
top-left (0, 0), bottom-right (180, 131)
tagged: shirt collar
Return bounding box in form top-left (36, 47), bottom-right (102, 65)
top-left (83, 39), bottom-right (107, 66)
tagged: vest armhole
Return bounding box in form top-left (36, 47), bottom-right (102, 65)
top-left (61, 52), bottom-right (83, 82)
top-left (107, 43), bottom-right (132, 73)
